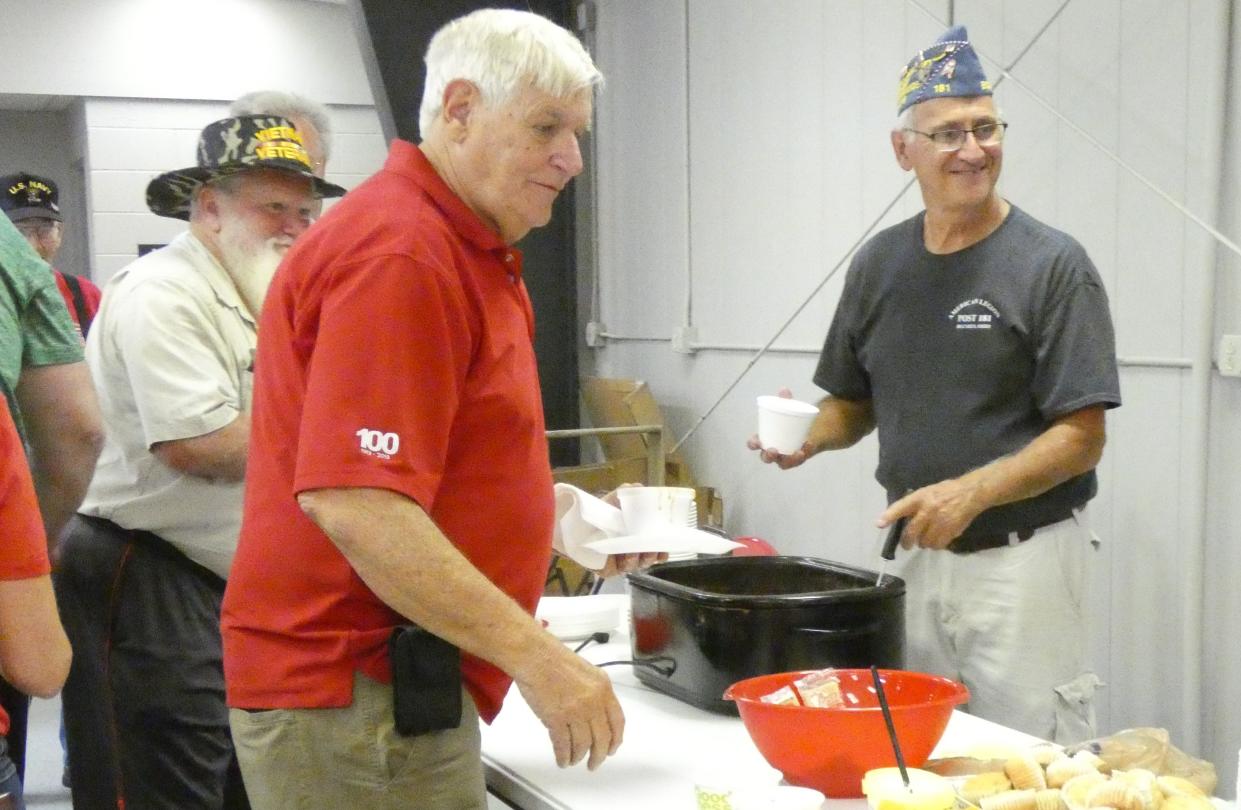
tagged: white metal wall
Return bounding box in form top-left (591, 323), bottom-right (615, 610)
top-left (589, 0), bottom-right (1240, 792)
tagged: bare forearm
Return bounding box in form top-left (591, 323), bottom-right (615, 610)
top-left (805, 396), bottom-right (875, 455)
top-left (954, 406), bottom-right (1107, 514)
top-left (151, 413), bottom-right (249, 482)
top-left (0, 576), bottom-right (72, 698)
top-left (16, 363), bottom-right (104, 544)
top-left (28, 454), bottom-right (96, 545)
top-left (298, 488), bottom-right (561, 681)
top-left (299, 485), bottom-right (624, 770)
top-left (879, 406), bottom-right (1108, 548)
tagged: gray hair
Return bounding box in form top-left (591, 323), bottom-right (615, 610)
top-left (893, 106), bottom-right (917, 143)
top-left (230, 90), bottom-right (333, 160)
top-left (187, 172), bottom-right (247, 219)
top-left (418, 8), bottom-right (602, 137)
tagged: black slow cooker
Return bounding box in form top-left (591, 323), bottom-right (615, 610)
top-left (626, 555), bottom-right (905, 714)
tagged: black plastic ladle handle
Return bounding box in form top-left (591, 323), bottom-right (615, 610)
top-left (880, 517), bottom-right (908, 561)
top-left (871, 665), bottom-right (911, 787)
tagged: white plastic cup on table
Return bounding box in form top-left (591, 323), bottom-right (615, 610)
top-left (617, 486), bottom-right (696, 535)
top-left (693, 781), bottom-right (733, 810)
top-left (692, 763), bottom-right (789, 810)
top-left (756, 395), bottom-right (818, 455)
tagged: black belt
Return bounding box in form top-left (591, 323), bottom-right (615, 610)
top-left (75, 514), bottom-right (227, 593)
top-left (949, 511), bottom-right (1075, 555)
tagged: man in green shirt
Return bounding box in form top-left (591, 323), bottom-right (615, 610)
top-left (0, 210), bottom-right (102, 781)
top-left (0, 211), bottom-right (102, 539)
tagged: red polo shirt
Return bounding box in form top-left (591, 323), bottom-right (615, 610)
top-left (53, 269), bottom-right (101, 344)
top-left (0, 397), bottom-right (52, 736)
top-left (221, 140), bottom-right (555, 723)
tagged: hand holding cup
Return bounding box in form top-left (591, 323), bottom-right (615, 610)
top-left (747, 388), bottom-right (818, 468)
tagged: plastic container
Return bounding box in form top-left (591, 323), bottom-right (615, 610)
top-left (616, 485), bottom-right (695, 534)
top-left (723, 669), bottom-right (968, 798)
top-left (756, 395), bottom-right (819, 454)
top-left (626, 556), bottom-right (904, 714)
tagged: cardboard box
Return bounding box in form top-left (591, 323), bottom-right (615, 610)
top-left (579, 377), bottom-right (695, 488)
top-left (571, 377), bottom-right (723, 527)
top-left (547, 378), bottom-right (732, 595)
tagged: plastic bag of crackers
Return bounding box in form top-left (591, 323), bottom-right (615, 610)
top-left (759, 669), bottom-right (845, 708)
top-left (925, 728), bottom-right (1217, 810)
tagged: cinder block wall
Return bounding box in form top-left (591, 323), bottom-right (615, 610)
top-left (81, 98), bottom-right (387, 287)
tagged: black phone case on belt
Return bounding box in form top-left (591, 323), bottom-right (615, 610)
top-left (389, 625), bottom-right (463, 736)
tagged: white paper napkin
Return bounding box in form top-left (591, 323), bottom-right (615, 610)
top-left (553, 483), bottom-right (745, 569)
top-left (552, 483), bottom-right (627, 571)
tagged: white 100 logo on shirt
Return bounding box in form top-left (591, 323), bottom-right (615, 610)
top-left (356, 428), bottom-right (400, 458)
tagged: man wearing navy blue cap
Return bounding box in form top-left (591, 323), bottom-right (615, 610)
top-left (752, 26), bottom-right (1121, 742)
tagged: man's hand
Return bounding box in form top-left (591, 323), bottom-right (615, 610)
top-left (877, 479), bottom-right (985, 550)
top-left (747, 435), bottom-right (814, 469)
top-left (591, 484), bottom-right (668, 576)
top-left (747, 388), bottom-right (815, 469)
top-left (516, 646), bottom-right (624, 769)
top-left (748, 390), bottom-right (874, 470)
top-left (594, 552), bottom-right (666, 578)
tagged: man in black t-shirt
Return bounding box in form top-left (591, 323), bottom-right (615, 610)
top-left (750, 26), bottom-right (1120, 743)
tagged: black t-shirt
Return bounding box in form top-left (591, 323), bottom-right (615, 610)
top-left (814, 205), bottom-right (1122, 537)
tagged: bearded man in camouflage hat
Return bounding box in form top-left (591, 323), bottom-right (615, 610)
top-left (752, 26), bottom-right (1120, 743)
top-left (54, 115), bottom-right (344, 809)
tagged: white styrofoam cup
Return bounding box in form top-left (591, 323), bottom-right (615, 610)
top-left (756, 395), bottom-right (818, 455)
top-left (617, 486), bottom-right (695, 535)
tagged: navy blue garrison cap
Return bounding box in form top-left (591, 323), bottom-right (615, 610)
top-left (897, 25), bottom-right (992, 114)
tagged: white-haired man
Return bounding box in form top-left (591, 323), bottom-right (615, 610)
top-left (230, 89), bottom-right (332, 178)
top-left (222, 9), bottom-right (652, 809)
top-left (56, 115), bottom-right (344, 809)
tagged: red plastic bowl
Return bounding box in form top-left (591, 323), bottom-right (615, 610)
top-left (724, 669), bottom-right (969, 798)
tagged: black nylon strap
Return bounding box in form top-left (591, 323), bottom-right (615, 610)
top-left (61, 272), bottom-right (94, 338)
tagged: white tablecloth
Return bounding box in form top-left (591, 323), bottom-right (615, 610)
top-left (481, 605), bottom-right (1043, 810)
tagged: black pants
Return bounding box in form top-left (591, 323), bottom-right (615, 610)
top-left (53, 516), bottom-right (249, 810)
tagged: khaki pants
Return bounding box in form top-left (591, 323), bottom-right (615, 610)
top-left (230, 673), bottom-right (486, 809)
top-left (894, 512), bottom-right (1103, 744)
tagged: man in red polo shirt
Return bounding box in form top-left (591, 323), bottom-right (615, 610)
top-left (0, 394), bottom-right (72, 805)
top-left (222, 9), bottom-right (639, 808)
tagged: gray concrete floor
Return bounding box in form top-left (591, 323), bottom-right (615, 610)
top-left (21, 694), bottom-right (71, 809)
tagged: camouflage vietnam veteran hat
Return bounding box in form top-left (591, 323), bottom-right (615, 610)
top-left (896, 25), bottom-right (992, 114)
top-left (146, 115), bottom-right (346, 220)
top-left (1, 172), bottom-right (63, 223)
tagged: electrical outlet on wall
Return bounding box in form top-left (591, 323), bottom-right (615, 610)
top-left (672, 326), bottom-right (698, 354)
top-left (1219, 335), bottom-right (1241, 377)
top-left (585, 321), bottom-right (605, 348)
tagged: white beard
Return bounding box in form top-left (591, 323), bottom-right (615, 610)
top-left (215, 228), bottom-right (288, 321)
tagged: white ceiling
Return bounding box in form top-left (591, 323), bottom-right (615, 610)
top-left (0, 0), bottom-right (351, 112)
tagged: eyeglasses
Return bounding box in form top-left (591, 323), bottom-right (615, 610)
top-left (903, 121), bottom-right (1008, 152)
top-left (15, 220), bottom-right (62, 239)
